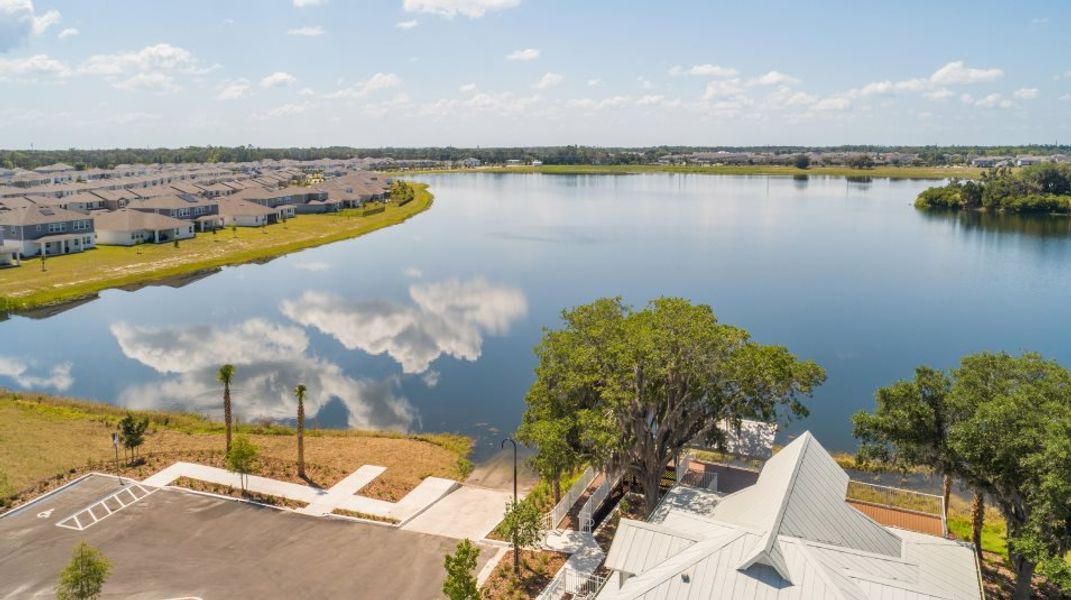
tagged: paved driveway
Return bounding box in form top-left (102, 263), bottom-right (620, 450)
top-left (0, 475), bottom-right (493, 599)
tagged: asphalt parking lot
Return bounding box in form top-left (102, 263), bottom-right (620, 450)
top-left (0, 475), bottom-right (495, 599)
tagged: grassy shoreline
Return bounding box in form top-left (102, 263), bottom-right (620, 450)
top-left (387, 164), bottom-right (983, 180)
top-left (0, 389), bottom-right (471, 509)
top-left (0, 183), bottom-right (434, 314)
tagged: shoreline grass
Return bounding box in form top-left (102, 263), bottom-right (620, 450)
top-left (0, 389), bottom-right (472, 509)
top-left (386, 164), bottom-right (984, 180)
top-left (0, 183), bottom-right (434, 313)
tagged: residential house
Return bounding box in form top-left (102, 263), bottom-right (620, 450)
top-left (0, 205), bottom-right (96, 258)
top-left (94, 208), bottom-right (195, 245)
top-left (597, 432), bottom-right (982, 600)
top-left (218, 197), bottom-right (282, 227)
top-left (126, 194), bottom-right (223, 231)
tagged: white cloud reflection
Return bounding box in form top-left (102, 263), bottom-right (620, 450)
top-left (110, 319), bottom-right (416, 430)
top-left (0, 356), bottom-right (73, 391)
top-left (280, 277), bottom-right (528, 374)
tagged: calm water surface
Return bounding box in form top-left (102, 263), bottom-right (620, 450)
top-left (4, 173), bottom-right (1071, 460)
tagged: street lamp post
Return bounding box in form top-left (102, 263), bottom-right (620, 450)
top-left (111, 432), bottom-right (123, 486)
top-left (501, 437), bottom-right (519, 572)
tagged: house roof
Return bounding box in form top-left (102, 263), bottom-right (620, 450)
top-left (93, 208), bottom-right (189, 232)
top-left (0, 205), bottom-right (89, 226)
top-left (218, 197), bottom-right (276, 217)
top-left (597, 432), bottom-right (982, 600)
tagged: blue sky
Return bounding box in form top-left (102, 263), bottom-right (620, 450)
top-left (1, 0), bottom-right (1070, 149)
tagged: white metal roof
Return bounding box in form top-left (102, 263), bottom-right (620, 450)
top-left (597, 432), bottom-right (982, 600)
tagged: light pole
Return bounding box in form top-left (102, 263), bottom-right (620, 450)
top-left (501, 437), bottom-right (519, 572)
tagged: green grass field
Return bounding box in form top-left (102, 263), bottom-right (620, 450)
top-left (0, 183), bottom-right (433, 312)
top-left (388, 164), bottom-right (984, 180)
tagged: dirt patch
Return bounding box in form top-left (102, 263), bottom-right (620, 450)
top-left (172, 476), bottom-right (307, 509)
top-left (331, 508), bottom-right (400, 525)
top-left (480, 549), bottom-right (569, 600)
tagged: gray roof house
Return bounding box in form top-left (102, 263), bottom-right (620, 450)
top-left (93, 208), bottom-right (195, 246)
top-left (0, 205), bottom-right (96, 258)
top-left (126, 194), bottom-right (222, 231)
top-left (597, 432), bottom-right (983, 600)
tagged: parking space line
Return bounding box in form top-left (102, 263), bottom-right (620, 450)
top-left (56, 484), bottom-right (157, 531)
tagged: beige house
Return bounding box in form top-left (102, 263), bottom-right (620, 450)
top-left (93, 209), bottom-right (195, 245)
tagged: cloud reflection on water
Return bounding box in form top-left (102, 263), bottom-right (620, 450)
top-left (280, 277), bottom-right (528, 374)
top-left (110, 319), bottom-right (416, 431)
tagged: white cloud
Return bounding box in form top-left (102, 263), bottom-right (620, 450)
top-left (111, 319), bottom-right (416, 431)
top-left (260, 71), bottom-right (297, 88)
top-left (421, 370), bottom-right (440, 388)
top-left (703, 78), bottom-right (744, 100)
top-left (669, 64), bottom-right (737, 78)
top-left (814, 96), bottom-right (851, 111)
top-left (402, 0), bottom-right (520, 18)
top-left (1013, 87), bottom-right (1039, 100)
top-left (395, 19), bottom-right (419, 29)
top-left (924, 88), bottom-right (954, 101)
top-left (298, 87), bottom-right (315, 96)
top-left (568, 95), bottom-right (630, 111)
top-left (961, 92), bottom-right (1012, 109)
top-left (403, 266), bottom-right (423, 278)
top-left (459, 82), bottom-right (477, 93)
top-left (327, 72), bottom-right (402, 99)
top-left (929, 60), bottom-right (1003, 85)
top-left (0, 356), bottom-right (73, 391)
top-left (0, 53), bottom-right (71, 80)
top-left (636, 94), bottom-right (664, 106)
top-left (216, 79), bottom-right (251, 100)
top-left (287, 25), bottom-right (324, 36)
top-left (533, 71), bottom-right (563, 89)
top-left (112, 72), bottom-right (181, 94)
top-left (57, 26), bottom-right (77, 39)
top-left (251, 102), bottom-right (310, 120)
top-left (586, 78), bottom-right (601, 86)
top-left (293, 0), bottom-right (326, 7)
top-left (506, 48), bottom-right (539, 61)
top-left (1060, 94), bottom-right (1071, 102)
top-left (749, 70), bottom-right (799, 86)
top-left (0, 1), bottom-right (62, 51)
top-left (79, 43), bottom-right (209, 76)
top-left (853, 78), bottom-right (926, 96)
top-left (280, 278), bottom-right (528, 374)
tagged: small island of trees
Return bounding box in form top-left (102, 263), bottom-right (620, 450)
top-left (915, 163), bottom-right (1071, 213)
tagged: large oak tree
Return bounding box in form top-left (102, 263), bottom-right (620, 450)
top-left (518, 297), bottom-right (825, 514)
top-left (855, 352), bottom-right (1071, 600)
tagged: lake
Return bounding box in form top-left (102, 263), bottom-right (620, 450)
top-left (4, 173), bottom-right (1071, 461)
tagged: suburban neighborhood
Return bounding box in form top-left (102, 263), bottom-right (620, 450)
top-left (0, 160), bottom-right (392, 263)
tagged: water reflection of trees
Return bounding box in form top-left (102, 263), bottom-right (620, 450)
top-left (916, 208), bottom-right (1071, 238)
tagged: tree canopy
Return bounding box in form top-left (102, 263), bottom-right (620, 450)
top-left (519, 297), bottom-right (825, 513)
top-left (442, 539), bottom-right (481, 600)
top-left (854, 351), bottom-right (1071, 599)
top-left (915, 164), bottom-right (1071, 213)
top-left (56, 541), bottom-right (110, 600)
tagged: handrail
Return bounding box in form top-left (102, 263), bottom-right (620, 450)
top-left (543, 466), bottom-right (595, 530)
top-left (579, 470), bottom-right (622, 533)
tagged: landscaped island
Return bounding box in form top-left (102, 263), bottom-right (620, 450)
top-left (0, 389), bottom-right (470, 511)
top-left (915, 163), bottom-right (1071, 213)
top-left (0, 183), bottom-right (433, 313)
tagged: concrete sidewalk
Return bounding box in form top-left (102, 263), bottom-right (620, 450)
top-left (402, 485), bottom-right (512, 539)
top-left (142, 461), bottom-right (456, 523)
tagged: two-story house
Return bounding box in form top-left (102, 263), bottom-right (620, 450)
top-left (0, 204), bottom-right (96, 258)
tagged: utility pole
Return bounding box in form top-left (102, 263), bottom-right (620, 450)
top-left (501, 437), bottom-right (519, 572)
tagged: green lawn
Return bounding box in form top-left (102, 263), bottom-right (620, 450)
top-left (0, 183), bottom-right (433, 312)
top-left (388, 164), bottom-right (984, 180)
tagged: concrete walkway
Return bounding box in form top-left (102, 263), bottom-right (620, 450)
top-left (141, 462), bottom-right (456, 523)
top-left (542, 530), bottom-right (606, 597)
top-left (402, 485), bottom-right (512, 539)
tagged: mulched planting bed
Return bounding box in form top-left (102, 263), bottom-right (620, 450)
top-left (481, 549), bottom-right (569, 600)
top-left (172, 476), bottom-right (307, 509)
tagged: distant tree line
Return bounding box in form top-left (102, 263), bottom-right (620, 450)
top-left (3, 144), bottom-right (1070, 171)
top-left (915, 163), bottom-right (1071, 213)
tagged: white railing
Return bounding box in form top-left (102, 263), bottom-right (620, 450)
top-left (536, 567), bottom-right (607, 600)
top-left (579, 471), bottom-right (623, 533)
top-left (676, 450), bottom-right (692, 483)
top-left (846, 480), bottom-right (947, 536)
top-left (543, 466), bottom-right (596, 530)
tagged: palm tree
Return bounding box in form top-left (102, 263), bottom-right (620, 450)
top-left (293, 384), bottom-right (307, 479)
top-left (217, 364), bottom-right (235, 452)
